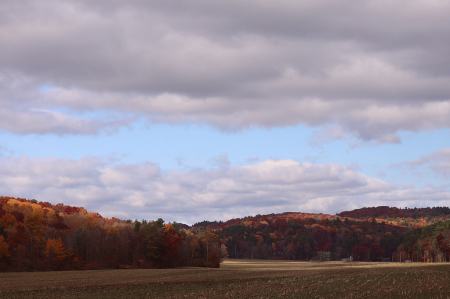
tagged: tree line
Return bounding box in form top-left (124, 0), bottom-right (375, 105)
top-left (195, 209), bottom-right (450, 262)
top-left (2, 197), bottom-right (450, 271)
top-left (0, 197), bottom-right (223, 271)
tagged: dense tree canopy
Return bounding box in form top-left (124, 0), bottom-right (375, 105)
top-left (1, 197), bottom-right (450, 271)
top-left (0, 196), bottom-right (220, 271)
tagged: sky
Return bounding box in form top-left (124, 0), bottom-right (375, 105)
top-left (1, 0), bottom-right (450, 225)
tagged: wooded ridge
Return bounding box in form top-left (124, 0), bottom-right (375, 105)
top-left (1, 196), bottom-right (450, 271)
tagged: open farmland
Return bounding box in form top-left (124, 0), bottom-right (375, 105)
top-left (1, 260), bottom-right (450, 298)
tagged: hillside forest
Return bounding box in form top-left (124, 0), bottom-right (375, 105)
top-left (1, 196), bottom-right (450, 271)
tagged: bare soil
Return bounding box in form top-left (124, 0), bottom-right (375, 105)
top-left (1, 259), bottom-right (450, 298)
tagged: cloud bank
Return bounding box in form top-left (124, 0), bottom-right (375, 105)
top-left (1, 1), bottom-right (450, 141)
top-left (1, 155), bottom-right (449, 224)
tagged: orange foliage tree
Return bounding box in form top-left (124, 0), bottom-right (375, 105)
top-left (43, 238), bottom-right (67, 270)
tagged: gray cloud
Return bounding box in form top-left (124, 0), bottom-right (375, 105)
top-left (309, 126), bottom-right (347, 146)
top-left (0, 108), bottom-right (135, 135)
top-left (395, 148), bottom-right (450, 178)
top-left (1, 155), bottom-right (449, 224)
top-left (0, 71), bottom-right (136, 135)
top-left (1, 1), bottom-right (450, 141)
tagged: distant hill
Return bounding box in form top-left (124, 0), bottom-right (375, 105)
top-left (338, 206), bottom-right (450, 220)
top-left (192, 220), bottom-right (222, 228)
top-left (191, 207), bottom-right (450, 262)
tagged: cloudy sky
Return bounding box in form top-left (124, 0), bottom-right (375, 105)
top-left (1, 0), bottom-right (450, 224)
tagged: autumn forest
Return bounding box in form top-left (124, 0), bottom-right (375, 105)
top-left (1, 196), bottom-right (450, 272)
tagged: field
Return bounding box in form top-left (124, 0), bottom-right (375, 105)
top-left (1, 260), bottom-right (450, 298)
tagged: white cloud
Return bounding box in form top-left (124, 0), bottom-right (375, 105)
top-left (0, 1), bottom-right (450, 141)
top-left (1, 155), bottom-right (449, 224)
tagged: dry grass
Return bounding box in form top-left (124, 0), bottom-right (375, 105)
top-left (1, 260), bottom-right (450, 298)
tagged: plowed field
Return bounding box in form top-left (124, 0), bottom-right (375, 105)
top-left (1, 260), bottom-right (450, 298)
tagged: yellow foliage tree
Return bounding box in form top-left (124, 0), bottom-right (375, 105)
top-left (200, 231), bottom-right (219, 262)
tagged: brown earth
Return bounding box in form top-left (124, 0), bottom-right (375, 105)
top-left (1, 259), bottom-right (450, 298)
